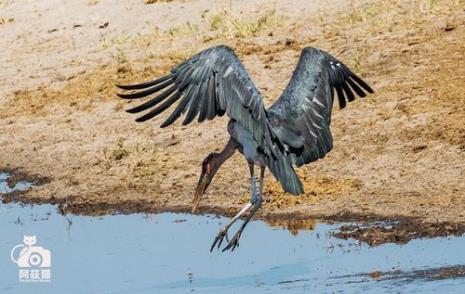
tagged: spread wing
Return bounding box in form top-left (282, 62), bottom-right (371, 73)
top-left (117, 45), bottom-right (271, 146)
top-left (117, 45), bottom-right (303, 194)
top-left (267, 47), bottom-right (373, 167)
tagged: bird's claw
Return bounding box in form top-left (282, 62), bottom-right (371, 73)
top-left (222, 231), bottom-right (241, 252)
top-left (210, 227), bottom-right (229, 252)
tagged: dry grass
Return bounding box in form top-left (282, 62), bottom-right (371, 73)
top-left (100, 8), bottom-right (282, 54)
top-left (208, 9), bottom-right (283, 39)
top-left (345, 2), bottom-right (386, 25)
top-left (166, 21), bottom-right (199, 38)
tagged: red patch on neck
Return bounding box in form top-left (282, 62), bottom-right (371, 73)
top-left (206, 163), bottom-right (212, 174)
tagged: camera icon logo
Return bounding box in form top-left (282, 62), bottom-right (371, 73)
top-left (10, 235), bottom-right (51, 268)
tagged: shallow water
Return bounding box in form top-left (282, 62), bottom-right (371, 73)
top-left (0, 172), bottom-right (33, 194)
top-left (1, 174), bottom-right (465, 293)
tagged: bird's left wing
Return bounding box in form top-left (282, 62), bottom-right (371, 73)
top-left (117, 45), bottom-right (271, 148)
top-left (267, 47), bottom-right (373, 167)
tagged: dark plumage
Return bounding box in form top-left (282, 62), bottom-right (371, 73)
top-left (116, 45), bottom-right (373, 251)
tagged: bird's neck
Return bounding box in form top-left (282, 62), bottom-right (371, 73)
top-left (215, 138), bottom-right (238, 166)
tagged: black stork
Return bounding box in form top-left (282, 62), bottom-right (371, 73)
top-left (116, 45), bottom-right (373, 251)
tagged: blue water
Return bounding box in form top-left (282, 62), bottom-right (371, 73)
top-left (1, 173), bottom-right (465, 293)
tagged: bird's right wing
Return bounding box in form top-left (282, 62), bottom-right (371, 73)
top-left (267, 47), bottom-right (373, 167)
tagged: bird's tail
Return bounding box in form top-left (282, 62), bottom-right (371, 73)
top-left (267, 155), bottom-right (303, 195)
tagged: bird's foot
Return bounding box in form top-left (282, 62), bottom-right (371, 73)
top-left (222, 230), bottom-right (242, 252)
top-left (210, 226), bottom-right (229, 252)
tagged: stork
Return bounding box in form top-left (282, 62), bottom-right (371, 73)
top-left (116, 45), bottom-right (373, 251)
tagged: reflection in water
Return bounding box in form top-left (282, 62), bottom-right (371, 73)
top-left (266, 218), bottom-right (317, 236)
top-left (0, 202), bottom-right (465, 293)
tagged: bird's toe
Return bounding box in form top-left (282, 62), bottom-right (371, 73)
top-left (210, 227), bottom-right (229, 252)
top-left (222, 231), bottom-right (241, 252)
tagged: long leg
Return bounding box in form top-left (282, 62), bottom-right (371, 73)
top-left (259, 165), bottom-right (265, 196)
top-left (210, 163), bottom-right (257, 251)
top-left (210, 202), bottom-right (252, 251)
top-left (223, 165), bottom-right (265, 252)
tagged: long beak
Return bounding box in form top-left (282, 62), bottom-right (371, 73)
top-left (192, 172), bottom-right (209, 213)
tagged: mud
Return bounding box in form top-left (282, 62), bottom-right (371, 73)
top-left (2, 168), bottom-right (464, 246)
top-left (333, 219), bottom-right (465, 246)
top-left (0, 167), bottom-right (50, 191)
top-left (348, 265), bottom-right (465, 282)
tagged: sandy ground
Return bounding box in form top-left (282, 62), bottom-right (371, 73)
top-left (1, 0), bottom-right (464, 241)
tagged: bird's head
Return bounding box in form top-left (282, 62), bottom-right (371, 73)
top-left (192, 152), bottom-right (221, 213)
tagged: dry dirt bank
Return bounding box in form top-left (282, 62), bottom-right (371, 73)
top-left (1, 0), bottom-right (464, 243)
